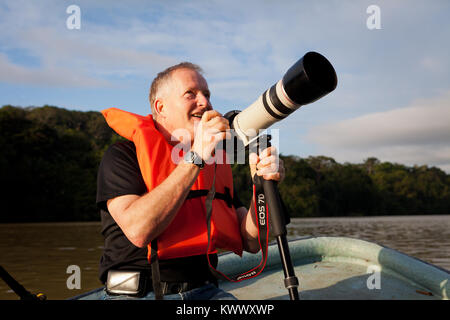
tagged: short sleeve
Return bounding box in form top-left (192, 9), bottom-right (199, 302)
top-left (96, 141), bottom-right (147, 211)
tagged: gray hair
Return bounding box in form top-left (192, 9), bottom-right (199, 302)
top-left (149, 62), bottom-right (203, 116)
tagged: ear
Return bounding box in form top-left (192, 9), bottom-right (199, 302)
top-left (154, 98), bottom-right (166, 119)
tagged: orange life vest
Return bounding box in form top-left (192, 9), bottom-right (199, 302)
top-left (101, 108), bottom-right (243, 261)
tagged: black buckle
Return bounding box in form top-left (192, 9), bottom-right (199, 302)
top-left (186, 188), bottom-right (233, 208)
top-left (162, 280), bottom-right (213, 295)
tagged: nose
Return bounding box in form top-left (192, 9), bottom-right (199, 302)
top-left (197, 92), bottom-right (212, 110)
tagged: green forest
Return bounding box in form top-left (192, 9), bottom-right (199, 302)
top-left (1, 105), bottom-right (449, 222)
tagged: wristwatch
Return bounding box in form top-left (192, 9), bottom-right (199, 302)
top-left (184, 150), bottom-right (205, 169)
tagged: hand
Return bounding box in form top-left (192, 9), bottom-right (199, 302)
top-left (191, 110), bottom-right (231, 162)
top-left (249, 146), bottom-right (285, 182)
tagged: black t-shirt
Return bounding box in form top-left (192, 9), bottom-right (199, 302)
top-left (96, 141), bottom-right (244, 284)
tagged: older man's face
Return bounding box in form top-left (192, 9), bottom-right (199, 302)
top-left (159, 68), bottom-right (212, 144)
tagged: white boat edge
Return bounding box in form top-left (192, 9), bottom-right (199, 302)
top-left (216, 236), bottom-right (450, 300)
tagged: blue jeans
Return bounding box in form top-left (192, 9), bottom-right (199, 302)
top-left (75, 283), bottom-right (237, 300)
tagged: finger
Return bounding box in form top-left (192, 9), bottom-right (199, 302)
top-left (259, 146), bottom-right (277, 159)
top-left (249, 152), bottom-right (259, 165)
top-left (202, 117), bottom-right (229, 135)
top-left (207, 116), bottom-right (230, 130)
top-left (257, 165), bottom-right (279, 176)
top-left (203, 118), bottom-right (230, 135)
top-left (203, 125), bottom-right (229, 138)
top-left (214, 131), bottom-right (231, 141)
top-left (261, 172), bottom-right (282, 181)
top-left (258, 161), bottom-right (279, 175)
top-left (249, 152), bottom-right (259, 177)
top-left (257, 155), bottom-right (278, 169)
top-left (201, 110), bottom-right (222, 122)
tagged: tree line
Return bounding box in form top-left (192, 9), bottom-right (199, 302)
top-left (0, 105), bottom-right (448, 222)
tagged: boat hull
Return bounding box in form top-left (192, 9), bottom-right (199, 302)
top-left (218, 236), bottom-right (449, 300)
top-left (72, 237), bottom-right (449, 300)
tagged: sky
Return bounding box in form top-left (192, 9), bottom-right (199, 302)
top-left (1, 0), bottom-right (449, 172)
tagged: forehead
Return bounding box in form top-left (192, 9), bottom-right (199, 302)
top-left (169, 68), bottom-right (209, 91)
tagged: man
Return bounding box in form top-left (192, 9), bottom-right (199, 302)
top-left (94, 62), bottom-right (285, 300)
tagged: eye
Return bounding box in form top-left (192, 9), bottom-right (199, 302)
top-left (184, 91), bottom-right (195, 99)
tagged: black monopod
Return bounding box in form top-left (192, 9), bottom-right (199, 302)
top-left (224, 52), bottom-right (338, 300)
top-left (0, 265), bottom-right (46, 301)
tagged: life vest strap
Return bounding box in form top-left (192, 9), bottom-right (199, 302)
top-left (187, 188), bottom-right (233, 208)
top-left (150, 240), bottom-right (163, 300)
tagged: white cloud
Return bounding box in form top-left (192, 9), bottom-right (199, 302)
top-left (0, 53), bottom-right (111, 87)
top-left (307, 91), bottom-right (450, 172)
top-left (0, 2), bottom-right (178, 86)
top-left (20, 27), bottom-right (177, 75)
top-left (1, 0), bottom-right (450, 138)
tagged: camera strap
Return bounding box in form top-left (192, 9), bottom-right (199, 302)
top-left (205, 163), bottom-right (269, 282)
top-left (150, 163), bottom-right (270, 300)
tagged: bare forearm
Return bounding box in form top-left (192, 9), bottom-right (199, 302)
top-left (237, 199), bottom-right (260, 253)
top-left (109, 162), bottom-right (200, 247)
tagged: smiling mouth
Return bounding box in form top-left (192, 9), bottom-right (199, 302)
top-left (191, 113), bottom-right (203, 119)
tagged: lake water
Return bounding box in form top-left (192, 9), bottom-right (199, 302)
top-left (0, 215), bottom-right (449, 300)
